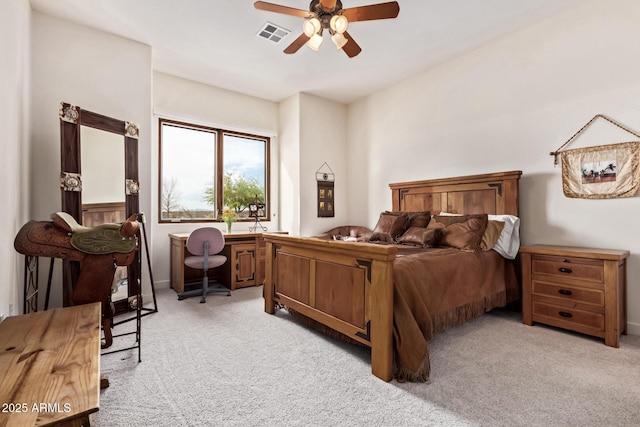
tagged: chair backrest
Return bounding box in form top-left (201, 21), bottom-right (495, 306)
top-left (186, 227), bottom-right (225, 256)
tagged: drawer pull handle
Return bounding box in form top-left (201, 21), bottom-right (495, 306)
top-left (559, 311), bottom-right (573, 318)
top-left (558, 289), bottom-right (573, 296)
top-left (558, 267), bottom-right (573, 274)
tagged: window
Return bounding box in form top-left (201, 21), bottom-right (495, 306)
top-left (159, 119), bottom-right (270, 223)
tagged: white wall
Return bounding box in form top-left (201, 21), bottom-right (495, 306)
top-left (299, 93), bottom-right (348, 236)
top-left (0, 0), bottom-right (31, 318)
top-left (278, 94), bottom-right (301, 235)
top-left (347, 0), bottom-right (640, 334)
top-left (278, 93), bottom-right (348, 237)
top-left (30, 12), bottom-right (152, 307)
top-left (152, 71), bottom-right (279, 287)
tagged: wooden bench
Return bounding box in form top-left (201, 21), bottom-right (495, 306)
top-left (0, 303), bottom-right (101, 426)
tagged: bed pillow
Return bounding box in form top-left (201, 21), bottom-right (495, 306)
top-left (430, 214), bottom-right (489, 251)
top-left (439, 212), bottom-right (520, 258)
top-left (384, 210), bottom-right (431, 230)
top-left (368, 212), bottom-right (408, 243)
top-left (405, 211), bottom-right (431, 228)
top-left (487, 214), bottom-right (521, 259)
top-left (397, 227), bottom-right (442, 247)
top-left (427, 213), bottom-right (483, 228)
top-left (480, 220), bottom-right (505, 251)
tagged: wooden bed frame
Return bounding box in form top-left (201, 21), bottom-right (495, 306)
top-left (263, 170), bottom-right (522, 381)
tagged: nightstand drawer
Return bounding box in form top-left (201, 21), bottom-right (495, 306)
top-left (532, 301), bottom-right (604, 334)
top-left (532, 280), bottom-right (604, 307)
top-left (531, 255), bottom-right (603, 283)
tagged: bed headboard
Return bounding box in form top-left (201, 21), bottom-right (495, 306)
top-left (389, 170), bottom-right (522, 216)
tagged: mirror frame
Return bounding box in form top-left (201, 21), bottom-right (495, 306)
top-left (59, 102), bottom-right (140, 315)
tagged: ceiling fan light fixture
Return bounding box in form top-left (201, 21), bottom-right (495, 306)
top-left (303, 17), bottom-right (322, 37)
top-left (329, 14), bottom-right (348, 34)
top-left (307, 33), bottom-right (324, 51)
top-left (331, 32), bottom-right (348, 49)
top-left (254, 0), bottom-right (399, 58)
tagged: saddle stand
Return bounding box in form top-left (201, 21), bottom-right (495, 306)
top-left (14, 212), bottom-right (139, 352)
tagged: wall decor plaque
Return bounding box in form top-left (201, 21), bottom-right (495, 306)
top-left (316, 162), bottom-right (335, 217)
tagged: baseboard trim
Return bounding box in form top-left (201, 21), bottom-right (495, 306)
top-left (626, 321), bottom-right (640, 337)
top-left (153, 280), bottom-right (170, 289)
top-left (141, 280), bottom-right (171, 309)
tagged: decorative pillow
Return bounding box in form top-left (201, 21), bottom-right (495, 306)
top-left (406, 211), bottom-right (431, 228)
top-left (428, 214), bottom-right (477, 227)
top-left (397, 227), bottom-right (442, 247)
top-left (480, 220), bottom-right (505, 251)
top-left (435, 214), bottom-right (489, 251)
top-left (439, 212), bottom-right (520, 258)
top-left (368, 212), bottom-right (408, 243)
top-left (385, 211), bottom-right (431, 228)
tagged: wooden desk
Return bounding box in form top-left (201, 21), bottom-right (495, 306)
top-left (0, 303), bottom-right (101, 426)
top-left (169, 231), bottom-right (286, 292)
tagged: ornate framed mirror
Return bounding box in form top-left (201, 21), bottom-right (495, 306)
top-left (59, 102), bottom-right (140, 315)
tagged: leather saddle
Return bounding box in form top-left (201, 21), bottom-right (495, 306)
top-left (14, 212), bottom-right (139, 348)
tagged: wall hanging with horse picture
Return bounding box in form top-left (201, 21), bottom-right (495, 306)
top-left (550, 114), bottom-right (640, 199)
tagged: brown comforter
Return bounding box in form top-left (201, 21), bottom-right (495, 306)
top-left (392, 247), bottom-right (519, 382)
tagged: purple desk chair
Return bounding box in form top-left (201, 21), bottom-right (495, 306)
top-left (178, 227), bottom-right (231, 303)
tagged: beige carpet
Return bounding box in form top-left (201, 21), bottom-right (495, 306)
top-left (92, 286), bottom-right (640, 427)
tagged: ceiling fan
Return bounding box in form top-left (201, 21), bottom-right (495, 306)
top-left (254, 0), bottom-right (400, 58)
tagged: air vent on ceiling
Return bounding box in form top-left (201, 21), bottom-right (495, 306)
top-left (257, 22), bottom-right (290, 43)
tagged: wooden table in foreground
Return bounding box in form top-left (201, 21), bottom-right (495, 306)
top-left (0, 303), bottom-right (101, 426)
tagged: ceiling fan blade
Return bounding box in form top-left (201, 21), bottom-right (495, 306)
top-left (319, 0), bottom-right (338, 12)
top-left (254, 1), bottom-right (311, 18)
top-left (283, 33), bottom-right (311, 54)
top-left (341, 31), bottom-right (362, 58)
top-left (342, 2), bottom-right (400, 22)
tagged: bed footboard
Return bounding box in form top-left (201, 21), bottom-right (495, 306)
top-left (263, 234), bottom-right (397, 381)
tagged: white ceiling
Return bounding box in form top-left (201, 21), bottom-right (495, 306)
top-left (29, 0), bottom-right (582, 104)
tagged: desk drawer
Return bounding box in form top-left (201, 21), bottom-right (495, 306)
top-left (531, 255), bottom-right (603, 283)
top-left (532, 280), bottom-right (604, 307)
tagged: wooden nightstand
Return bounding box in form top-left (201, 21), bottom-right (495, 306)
top-left (520, 245), bottom-right (629, 347)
